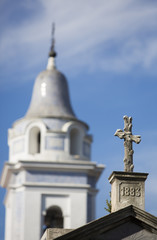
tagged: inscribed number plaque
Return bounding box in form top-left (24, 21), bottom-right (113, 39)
top-left (121, 186), bottom-right (141, 197)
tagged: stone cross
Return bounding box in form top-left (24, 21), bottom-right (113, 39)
top-left (114, 116), bottom-right (141, 172)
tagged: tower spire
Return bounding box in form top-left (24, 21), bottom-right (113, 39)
top-left (49, 22), bottom-right (57, 58)
top-left (47, 23), bottom-right (57, 69)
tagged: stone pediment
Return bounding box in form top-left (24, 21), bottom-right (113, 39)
top-left (47, 205), bottom-right (157, 240)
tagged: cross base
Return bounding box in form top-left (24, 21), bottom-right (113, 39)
top-left (108, 171), bottom-right (148, 213)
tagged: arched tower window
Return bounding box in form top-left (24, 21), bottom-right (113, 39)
top-left (70, 128), bottom-right (81, 155)
top-left (29, 127), bottom-right (41, 154)
top-left (43, 206), bottom-right (63, 231)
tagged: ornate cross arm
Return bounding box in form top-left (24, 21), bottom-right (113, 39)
top-left (114, 129), bottom-right (125, 139)
top-left (131, 135), bottom-right (141, 144)
top-left (114, 116), bottom-right (141, 172)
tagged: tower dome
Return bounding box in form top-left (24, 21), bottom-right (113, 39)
top-left (26, 54), bottom-right (75, 120)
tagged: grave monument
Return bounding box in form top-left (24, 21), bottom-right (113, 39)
top-left (109, 115), bottom-right (148, 212)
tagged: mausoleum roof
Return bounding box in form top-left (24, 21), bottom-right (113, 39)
top-left (51, 205), bottom-right (157, 240)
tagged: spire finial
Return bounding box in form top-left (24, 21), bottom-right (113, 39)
top-left (49, 23), bottom-right (57, 58)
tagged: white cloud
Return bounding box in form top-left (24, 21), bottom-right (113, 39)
top-left (0, 0), bottom-right (157, 86)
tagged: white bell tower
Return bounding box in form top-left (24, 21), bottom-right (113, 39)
top-left (1, 28), bottom-right (104, 240)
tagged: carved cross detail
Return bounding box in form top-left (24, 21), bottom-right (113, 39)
top-left (114, 116), bottom-right (141, 172)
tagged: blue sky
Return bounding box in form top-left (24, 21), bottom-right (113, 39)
top-left (0, 0), bottom-right (157, 239)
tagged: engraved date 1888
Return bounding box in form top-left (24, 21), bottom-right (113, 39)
top-left (121, 186), bottom-right (141, 197)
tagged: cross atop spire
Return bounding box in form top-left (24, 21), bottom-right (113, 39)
top-left (114, 116), bottom-right (141, 172)
top-left (49, 23), bottom-right (57, 58)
